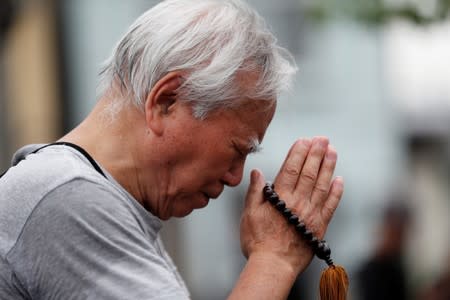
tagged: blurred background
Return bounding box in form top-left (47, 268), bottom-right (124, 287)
top-left (0, 0), bottom-right (449, 299)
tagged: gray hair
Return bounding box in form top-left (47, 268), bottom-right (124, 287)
top-left (98, 0), bottom-right (297, 118)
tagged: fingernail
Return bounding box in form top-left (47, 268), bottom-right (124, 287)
top-left (326, 146), bottom-right (337, 160)
top-left (320, 138), bottom-right (329, 147)
top-left (334, 176), bottom-right (344, 187)
top-left (313, 136), bottom-right (329, 147)
top-left (250, 169), bottom-right (259, 184)
top-left (302, 138), bottom-right (312, 147)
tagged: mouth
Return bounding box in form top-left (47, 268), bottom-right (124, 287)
top-left (196, 187), bottom-right (224, 209)
top-left (203, 186), bottom-right (224, 200)
top-left (198, 192), bottom-right (210, 208)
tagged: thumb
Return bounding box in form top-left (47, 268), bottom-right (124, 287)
top-left (244, 169), bottom-right (266, 208)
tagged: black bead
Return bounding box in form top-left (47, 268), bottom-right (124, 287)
top-left (288, 214), bottom-right (299, 225)
top-left (282, 208), bottom-right (292, 218)
top-left (263, 185), bottom-right (271, 194)
top-left (309, 237), bottom-right (320, 250)
top-left (315, 241), bottom-right (331, 260)
top-left (268, 194), bottom-right (279, 205)
top-left (296, 222), bottom-right (306, 234)
top-left (303, 229), bottom-right (313, 240)
top-left (275, 200), bottom-right (286, 211)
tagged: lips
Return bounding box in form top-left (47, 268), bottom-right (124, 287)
top-left (196, 192), bottom-right (209, 208)
top-left (195, 187), bottom-right (224, 209)
top-left (203, 186), bottom-right (224, 200)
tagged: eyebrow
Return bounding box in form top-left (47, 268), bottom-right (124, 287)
top-left (247, 137), bottom-right (262, 154)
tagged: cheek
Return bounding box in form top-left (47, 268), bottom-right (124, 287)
top-left (212, 151), bottom-right (238, 174)
top-left (171, 141), bottom-right (237, 188)
top-left (201, 143), bottom-right (235, 165)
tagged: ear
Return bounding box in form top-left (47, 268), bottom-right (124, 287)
top-left (144, 71), bottom-right (183, 136)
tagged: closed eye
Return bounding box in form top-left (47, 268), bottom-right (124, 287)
top-left (248, 137), bottom-right (262, 155)
top-left (232, 143), bottom-right (247, 158)
top-left (236, 146), bottom-right (246, 157)
top-left (233, 138), bottom-right (261, 158)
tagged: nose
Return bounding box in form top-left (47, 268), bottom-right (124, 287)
top-left (221, 162), bottom-right (244, 187)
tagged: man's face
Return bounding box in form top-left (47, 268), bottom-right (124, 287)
top-left (151, 100), bottom-right (275, 219)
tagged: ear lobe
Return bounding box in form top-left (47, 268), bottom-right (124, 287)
top-left (144, 72), bottom-right (183, 136)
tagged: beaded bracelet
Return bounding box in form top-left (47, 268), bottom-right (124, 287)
top-left (262, 182), bottom-right (333, 266)
top-left (262, 182), bottom-right (348, 300)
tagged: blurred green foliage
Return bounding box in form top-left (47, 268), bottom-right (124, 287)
top-left (305, 0), bottom-right (450, 25)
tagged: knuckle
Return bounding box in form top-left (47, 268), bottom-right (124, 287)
top-left (284, 165), bottom-right (300, 177)
top-left (324, 200), bottom-right (338, 215)
top-left (300, 171), bottom-right (316, 184)
top-left (314, 184), bottom-right (329, 196)
top-left (322, 206), bottom-right (336, 221)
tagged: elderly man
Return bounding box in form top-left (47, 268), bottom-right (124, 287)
top-left (0, 0), bottom-right (343, 299)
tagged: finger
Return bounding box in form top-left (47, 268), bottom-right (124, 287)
top-left (244, 169), bottom-right (266, 209)
top-left (310, 145), bottom-right (337, 207)
top-left (275, 138), bottom-right (311, 193)
top-left (321, 176), bottom-right (344, 223)
top-left (295, 136), bottom-right (329, 200)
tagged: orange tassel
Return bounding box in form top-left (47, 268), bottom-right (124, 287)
top-left (319, 265), bottom-right (349, 300)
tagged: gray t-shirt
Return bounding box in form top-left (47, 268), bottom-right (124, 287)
top-left (0, 144), bottom-right (189, 299)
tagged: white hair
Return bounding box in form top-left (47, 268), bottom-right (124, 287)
top-left (98, 0), bottom-right (297, 118)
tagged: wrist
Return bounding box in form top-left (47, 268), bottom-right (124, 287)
top-left (228, 251), bottom-right (299, 300)
top-left (247, 251), bottom-right (299, 283)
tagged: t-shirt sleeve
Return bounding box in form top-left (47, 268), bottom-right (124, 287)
top-left (6, 179), bottom-right (189, 300)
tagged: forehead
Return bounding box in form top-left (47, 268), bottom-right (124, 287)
top-left (232, 99), bottom-right (275, 124)
top-left (208, 99), bottom-right (276, 143)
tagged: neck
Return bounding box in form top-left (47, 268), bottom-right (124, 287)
top-left (59, 97), bottom-right (157, 209)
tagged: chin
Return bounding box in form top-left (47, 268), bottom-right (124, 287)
top-left (197, 193), bottom-right (210, 209)
top-left (162, 193), bottom-right (210, 219)
top-left (171, 208), bottom-right (195, 218)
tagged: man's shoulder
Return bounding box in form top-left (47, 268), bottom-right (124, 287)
top-left (1, 175), bottom-right (158, 256)
top-left (10, 144), bottom-right (45, 166)
top-left (0, 144), bottom-right (112, 205)
top-left (0, 144), bottom-right (107, 215)
top-left (0, 145), bottom-right (118, 256)
top-left (5, 143), bottom-right (104, 181)
top-left (37, 177), bottom-right (142, 224)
